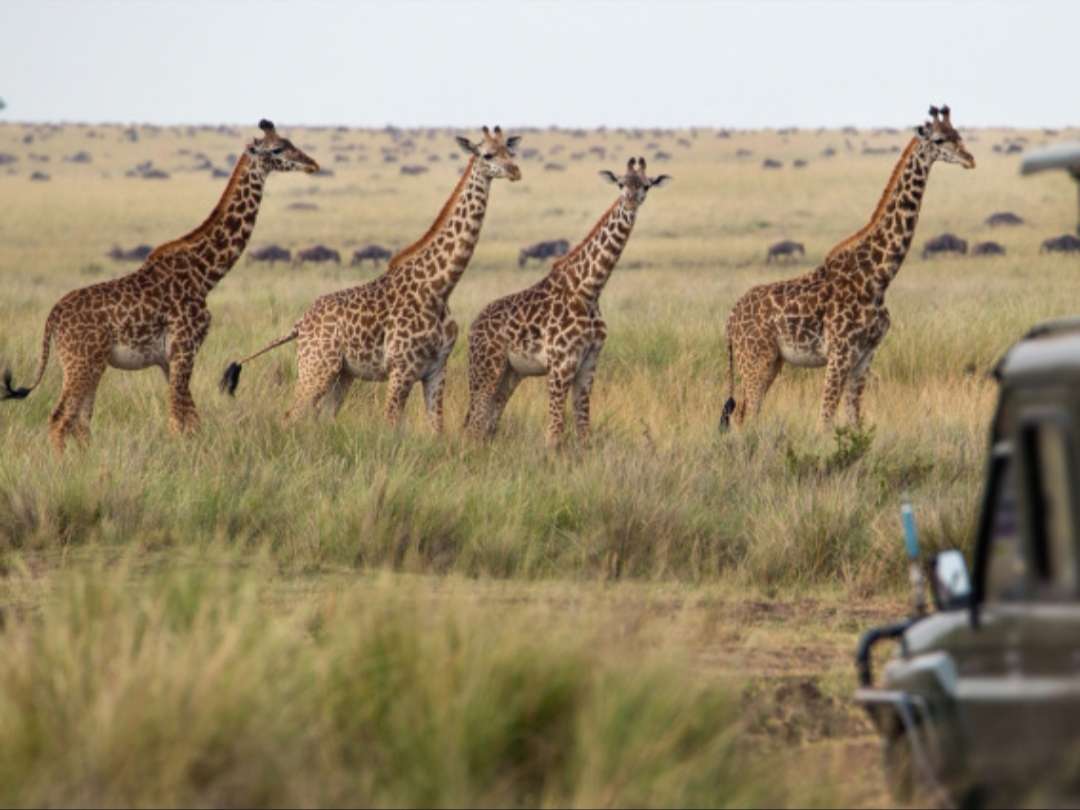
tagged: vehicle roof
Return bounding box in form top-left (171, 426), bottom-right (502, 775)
top-left (994, 317), bottom-right (1080, 384)
top-left (1021, 142), bottom-right (1080, 175)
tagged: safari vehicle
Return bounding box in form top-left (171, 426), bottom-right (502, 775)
top-left (856, 317), bottom-right (1080, 808)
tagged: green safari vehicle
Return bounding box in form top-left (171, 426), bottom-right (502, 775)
top-left (856, 317), bottom-right (1080, 807)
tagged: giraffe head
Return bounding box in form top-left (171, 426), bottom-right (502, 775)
top-left (916, 105), bottom-right (975, 169)
top-left (599, 157), bottom-right (671, 208)
top-left (246, 119), bottom-right (320, 174)
top-left (456, 126), bottom-right (522, 181)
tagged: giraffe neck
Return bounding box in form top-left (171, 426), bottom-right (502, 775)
top-left (550, 197), bottom-right (637, 302)
top-left (824, 137), bottom-right (933, 292)
top-left (388, 157), bottom-right (492, 300)
top-left (149, 153), bottom-right (268, 298)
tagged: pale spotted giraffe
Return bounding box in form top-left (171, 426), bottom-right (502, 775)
top-left (2, 120), bottom-right (318, 452)
top-left (720, 105), bottom-right (974, 430)
top-left (465, 157), bottom-right (670, 446)
top-left (220, 126), bottom-right (521, 430)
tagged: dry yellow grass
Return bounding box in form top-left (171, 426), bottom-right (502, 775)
top-left (1, 119), bottom-right (1079, 806)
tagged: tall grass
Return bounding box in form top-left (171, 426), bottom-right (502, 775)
top-left (0, 561), bottom-right (776, 808)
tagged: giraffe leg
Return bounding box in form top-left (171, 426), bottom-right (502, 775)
top-left (421, 321), bottom-right (458, 434)
top-left (464, 337), bottom-right (507, 439)
top-left (488, 368), bottom-right (522, 437)
top-left (383, 366), bottom-right (418, 428)
top-left (166, 351), bottom-right (201, 434)
top-left (819, 350), bottom-right (857, 430)
top-left (843, 350), bottom-right (876, 426)
top-left (545, 364), bottom-right (576, 448)
top-left (286, 355), bottom-right (343, 423)
top-left (323, 370), bottom-right (355, 418)
top-left (733, 348), bottom-right (782, 427)
top-left (571, 351), bottom-right (600, 442)
top-left (49, 354), bottom-right (106, 453)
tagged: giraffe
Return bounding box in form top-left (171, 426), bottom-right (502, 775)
top-left (1, 120), bottom-right (318, 452)
top-left (719, 105), bottom-right (974, 431)
top-left (465, 157), bottom-right (670, 446)
top-left (220, 126), bottom-right (521, 430)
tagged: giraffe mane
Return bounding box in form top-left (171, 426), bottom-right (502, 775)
top-left (824, 137), bottom-right (919, 262)
top-left (148, 152), bottom-right (254, 261)
top-left (388, 157), bottom-right (478, 270)
top-left (551, 198), bottom-right (621, 271)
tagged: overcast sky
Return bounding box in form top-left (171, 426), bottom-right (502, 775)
top-left (2, 0), bottom-right (1076, 129)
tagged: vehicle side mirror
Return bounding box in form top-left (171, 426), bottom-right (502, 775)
top-left (931, 550), bottom-right (972, 610)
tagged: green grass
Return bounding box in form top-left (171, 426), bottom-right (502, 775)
top-left (1, 120), bottom-right (1078, 806)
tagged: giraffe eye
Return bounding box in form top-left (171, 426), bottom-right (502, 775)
top-left (271, 146), bottom-right (285, 155)
top-left (482, 152), bottom-right (494, 160)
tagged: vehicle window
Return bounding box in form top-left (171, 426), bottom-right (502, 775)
top-left (1022, 420), bottom-right (1078, 599)
top-left (985, 457), bottom-right (1029, 602)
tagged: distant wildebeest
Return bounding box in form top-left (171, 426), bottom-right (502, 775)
top-left (762, 158), bottom-right (783, 169)
top-left (351, 244), bottom-right (393, 267)
top-left (543, 162), bottom-right (565, 172)
top-left (29, 171), bottom-right (50, 182)
top-left (1041, 234), bottom-right (1080, 254)
top-left (248, 245), bottom-right (292, 264)
top-left (125, 160), bottom-right (169, 180)
top-left (821, 146), bottom-right (837, 158)
top-left (518, 239), bottom-right (570, 269)
top-left (766, 240), bottom-right (805, 263)
top-left (972, 241), bottom-right (1006, 257)
top-left (922, 233), bottom-right (968, 259)
top-left (985, 211), bottom-right (1024, 227)
top-left (793, 159), bottom-right (808, 168)
top-left (400, 164), bottom-right (428, 176)
top-left (286, 201), bottom-right (319, 211)
top-left (294, 245), bottom-right (341, 265)
top-left (106, 244), bottom-right (153, 262)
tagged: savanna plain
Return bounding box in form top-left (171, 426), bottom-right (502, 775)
top-left (1, 119), bottom-right (1078, 807)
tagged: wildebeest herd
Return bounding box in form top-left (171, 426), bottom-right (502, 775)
top-left (767, 206), bottom-right (1079, 265)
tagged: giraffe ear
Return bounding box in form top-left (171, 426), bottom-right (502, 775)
top-left (599, 170), bottom-right (621, 186)
top-left (505, 135), bottom-right (522, 151)
top-left (649, 174), bottom-right (672, 189)
top-left (456, 136), bottom-right (478, 156)
top-left (246, 144), bottom-right (259, 156)
top-left (915, 124), bottom-right (928, 138)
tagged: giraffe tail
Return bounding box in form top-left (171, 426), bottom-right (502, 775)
top-left (2, 311), bottom-right (57, 401)
top-left (219, 329), bottom-right (298, 397)
top-left (719, 338), bottom-right (736, 431)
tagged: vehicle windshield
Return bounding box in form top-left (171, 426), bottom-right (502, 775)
top-left (985, 454), bottom-right (1028, 602)
top-left (1022, 419), bottom-right (1079, 599)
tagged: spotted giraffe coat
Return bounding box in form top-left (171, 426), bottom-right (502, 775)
top-left (221, 127), bottom-right (522, 430)
top-left (721, 107), bottom-right (974, 429)
top-left (2, 121), bottom-right (318, 451)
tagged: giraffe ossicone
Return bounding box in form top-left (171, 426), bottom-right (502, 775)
top-left (220, 126), bottom-right (522, 430)
top-left (1, 120), bottom-right (318, 452)
top-left (465, 156), bottom-right (670, 447)
top-left (720, 104), bottom-right (974, 432)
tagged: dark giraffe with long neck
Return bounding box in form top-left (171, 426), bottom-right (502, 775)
top-left (465, 157), bottom-right (670, 446)
top-left (2, 120), bottom-right (318, 452)
top-left (220, 126), bottom-right (522, 430)
top-left (720, 105), bottom-right (975, 430)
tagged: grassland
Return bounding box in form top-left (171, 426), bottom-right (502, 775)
top-left (1, 119), bottom-right (1079, 806)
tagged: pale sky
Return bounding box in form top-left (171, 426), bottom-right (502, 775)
top-left (2, 0), bottom-right (1077, 129)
